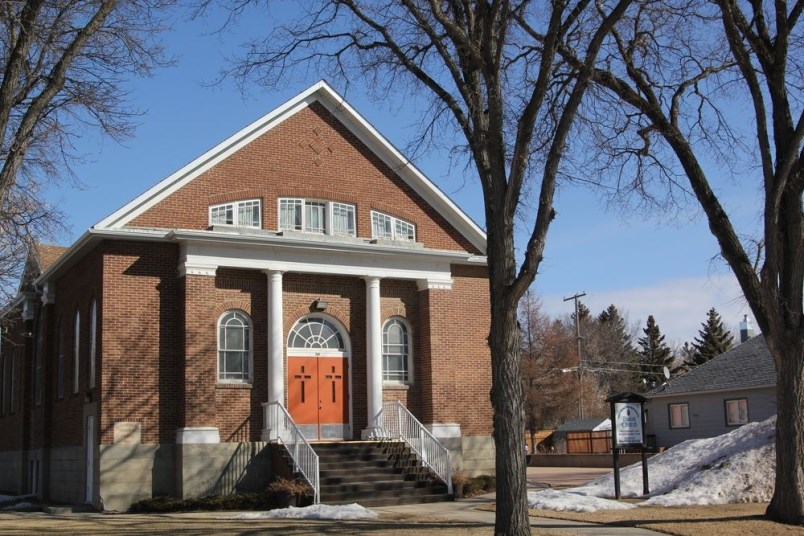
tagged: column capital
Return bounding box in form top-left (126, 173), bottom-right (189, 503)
top-left (178, 262), bottom-right (217, 277)
top-left (263, 269), bottom-right (285, 277)
top-left (417, 278), bottom-right (453, 291)
top-left (362, 275), bottom-right (382, 286)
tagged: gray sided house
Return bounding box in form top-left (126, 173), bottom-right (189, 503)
top-left (646, 335), bottom-right (776, 448)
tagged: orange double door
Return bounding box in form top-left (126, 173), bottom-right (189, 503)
top-left (287, 357), bottom-right (349, 440)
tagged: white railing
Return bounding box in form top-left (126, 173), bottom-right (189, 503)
top-left (379, 400), bottom-right (452, 495)
top-left (262, 401), bottom-right (320, 504)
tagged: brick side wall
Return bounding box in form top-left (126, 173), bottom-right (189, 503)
top-left (128, 103), bottom-right (480, 254)
top-left (425, 265), bottom-right (492, 437)
top-left (47, 245), bottom-right (104, 448)
top-left (0, 314), bottom-right (25, 452)
top-left (100, 241), bottom-right (181, 445)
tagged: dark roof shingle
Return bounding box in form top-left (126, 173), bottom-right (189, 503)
top-left (649, 335), bottom-right (775, 397)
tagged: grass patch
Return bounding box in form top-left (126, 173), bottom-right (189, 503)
top-left (524, 502), bottom-right (803, 536)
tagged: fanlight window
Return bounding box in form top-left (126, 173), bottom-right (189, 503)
top-left (288, 316), bottom-right (346, 352)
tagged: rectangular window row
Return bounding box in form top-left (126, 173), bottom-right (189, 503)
top-left (209, 198), bottom-right (415, 242)
top-left (668, 398), bottom-right (750, 429)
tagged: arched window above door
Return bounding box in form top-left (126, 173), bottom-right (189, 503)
top-left (288, 316), bottom-right (349, 356)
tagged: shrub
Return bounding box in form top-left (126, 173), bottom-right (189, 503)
top-left (129, 492), bottom-right (279, 513)
top-left (462, 474), bottom-right (496, 498)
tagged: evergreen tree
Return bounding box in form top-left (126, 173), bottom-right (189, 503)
top-left (637, 315), bottom-right (674, 389)
top-left (595, 304), bottom-right (640, 394)
top-left (686, 308), bottom-right (735, 368)
top-left (673, 342), bottom-right (696, 374)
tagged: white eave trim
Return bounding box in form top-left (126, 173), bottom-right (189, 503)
top-left (93, 80), bottom-right (487, 254)
top-left (33, 226), bottom-right (486, 288)
top-left (168, 228), bottom-right (485, 265)
top-left (646, 383), bottom-right (776, 399)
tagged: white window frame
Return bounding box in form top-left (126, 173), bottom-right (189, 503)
top-left (209, 199), bottom-right (262, 228)
top-left (668, 402), bottom-right (690, 429)
top-left (278, 198), bottom-right (356, 237)
top-left (217, 310), bottom-right (253, 383)
top-left (73, 309), bottom-right (80, 394)
top-left (287, 315), bottom-right (350, 357)
top-left (725, 398), bottom-right (749, 426)
top-left (382, 317), bottom-right (413, 384)
top-left (57, 321), bottom-right (65, 400)
top-left (89, 300), bottom-right (97, 390)
top-left (371, 211), bottom-right (415, 241)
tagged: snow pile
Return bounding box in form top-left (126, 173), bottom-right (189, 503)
top-left (529, 416), bottom-right (776, 512)
top-left (528, 489), bottom-right (635, 512)
top-left (234, 503), bottom-right (378, 520)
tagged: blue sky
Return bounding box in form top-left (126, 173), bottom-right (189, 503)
top-left (52, 5), bottom-right (758, 346)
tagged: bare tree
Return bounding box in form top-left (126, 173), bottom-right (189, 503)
top-left (0, 0), bottom-right (172, 299)
top-left (520, 291), bottom-right (577, 452)
top-left (218, 1), bottom-right (636, 532)
top-left (536, 0), bottom-right (803, 524)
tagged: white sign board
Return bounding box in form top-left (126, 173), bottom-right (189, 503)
top-left (614, 402), bottom-right (643, 445)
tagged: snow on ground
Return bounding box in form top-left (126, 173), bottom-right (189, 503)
top-left (529, 416), bottom-right (776, 512)
top-left (233, 503), bottom-right (378, 520)
top-left (527, 489), bottom-right (636, 512)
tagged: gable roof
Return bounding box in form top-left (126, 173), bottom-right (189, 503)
top-left (34, 243), bottom-right (68, 272)
top-left (648, 335), bottom-right (775, 398)
top-left (94, 81), bottom-right (486, 254)
top-left (555, 418), bottom-right (610, 433)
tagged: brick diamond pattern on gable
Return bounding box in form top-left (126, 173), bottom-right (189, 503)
top-left (299, 126), bottom-right (334, 166)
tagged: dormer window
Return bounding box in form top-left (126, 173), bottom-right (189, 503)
top-left (210, 199), bottom-right (261, 228)
top-left (371, 211), bottom-right (415, 241)
top-left (279, 198), bottom-right (356, 236)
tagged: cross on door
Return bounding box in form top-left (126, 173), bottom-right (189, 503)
top-left (324, 365), bottom-right (342, 403)
top-left (294, 365), bottom-right (313, 403)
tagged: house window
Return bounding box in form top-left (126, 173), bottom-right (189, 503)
top-left (217, 310), bottom-right (252, 383)
top-left (725, 398), bottom-right (749, 426)
top-left (371, 211), bottom-right (415, 241)
top-left (209, 199), bottom-right (261, 228)
top-left (668, 403), bottom-right (689, 429)
top-left (73, 309), bottom-right (80, 394)
top-left (89, 300), bottom-right (97, 390)
top-left (382, 317), bottom-right (412, 383)
top-left (279, 198), bottom-right (356, 237)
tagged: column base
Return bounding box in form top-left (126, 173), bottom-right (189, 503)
top-left (260, 428), bottom-right (279, 442)
top-left (361, 427), bottom-right (388, 440)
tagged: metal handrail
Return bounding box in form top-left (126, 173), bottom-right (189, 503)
top-left (262, 401), bottom-right (320, 504)
top-left (379, 400), bottom-right (453, 494)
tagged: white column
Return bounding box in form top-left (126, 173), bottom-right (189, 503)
top-left (363, 276), bottom-right (383, 439)
top-left (263, 270), bottom-right (284, 441)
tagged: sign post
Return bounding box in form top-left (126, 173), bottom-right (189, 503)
top-left (606, 392), bottom-right (649, 499)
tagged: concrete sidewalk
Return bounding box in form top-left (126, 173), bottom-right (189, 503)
top-left (373, 468), bottom-right (663, 536)
top-left (373, 493), bottom-right (663, 535)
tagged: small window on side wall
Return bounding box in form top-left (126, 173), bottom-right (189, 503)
top-left (217, 310), bottom-right (252, 383)
top-left (725, 398), bottom-right (749, 426)
top-left (668, 403), bottom-right (689, 429)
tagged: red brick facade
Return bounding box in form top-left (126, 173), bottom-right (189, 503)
top-left (0, 84), bottom-right (493, 505)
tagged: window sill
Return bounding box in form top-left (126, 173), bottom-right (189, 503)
top-left (216, 382), bottom-right (253, 389)
top-left (383, 382), bottom-right (411, 390)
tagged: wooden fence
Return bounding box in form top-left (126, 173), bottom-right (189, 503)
top-left (566, 430), bottom-right (612, 454)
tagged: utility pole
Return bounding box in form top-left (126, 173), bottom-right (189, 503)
top-left (564, 292), bottom-right (586, 419)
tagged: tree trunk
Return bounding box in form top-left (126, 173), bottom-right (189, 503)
top-left (489, 295), bottom-right (530, 535)
top-left (766, 330), bottom-right (804, 525)
top-left (486, 208), bottom-right (530, 534)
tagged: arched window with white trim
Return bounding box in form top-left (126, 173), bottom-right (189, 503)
top-left (217, 310), bottom-right (252, 383)
top-left (382, 317), bottom-right (412, 383)
top-left (287, 316), bottom-right (348, 354)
